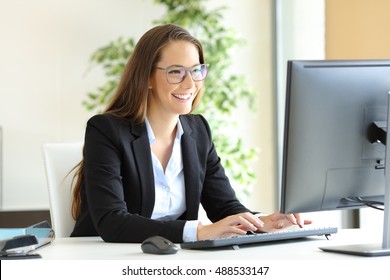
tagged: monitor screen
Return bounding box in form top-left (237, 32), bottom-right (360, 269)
top-left (280, 60), bottom-right (390, 214)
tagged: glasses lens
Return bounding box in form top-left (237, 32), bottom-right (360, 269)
top-left (166, 66), bottom-right (186, 84)
top-left (191, 64), bottom-right (208, 81)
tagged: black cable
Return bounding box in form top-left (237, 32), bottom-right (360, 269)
top-left (346, 197), bottom-right (384, 211)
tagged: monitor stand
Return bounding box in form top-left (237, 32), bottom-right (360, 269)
top-left (319, 92), bottom-right (390, 257)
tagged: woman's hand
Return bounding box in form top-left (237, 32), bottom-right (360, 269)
top-left (256, 211), bottom-right (312, 233)
top-left (196, 212), bottom-right (264, 241)
top-left (196, 211), bottom-right (312, 240)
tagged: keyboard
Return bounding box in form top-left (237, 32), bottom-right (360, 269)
top-left (180, 226), bottom-right (338, 249)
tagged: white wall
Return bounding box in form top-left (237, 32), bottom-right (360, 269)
top-left (0, 0), bottom-right (165, 209)
top-left (0, 0), bottom-right (272, 210)
top-left (275, 0), bottom-right (326, 183)
top-left (275, 0), bottom-right (342, 227)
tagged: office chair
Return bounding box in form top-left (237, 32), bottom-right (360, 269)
top-left (42, 142), bottom-right (83, 237)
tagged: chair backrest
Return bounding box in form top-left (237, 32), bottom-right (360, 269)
top-left (42, 142), bottom-right (83, 237)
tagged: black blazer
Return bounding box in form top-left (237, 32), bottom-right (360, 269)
top-left (71, 113), bottom-right (250, 243)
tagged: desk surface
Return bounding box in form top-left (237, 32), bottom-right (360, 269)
top-left (36, 228), bottom-right (390, 260)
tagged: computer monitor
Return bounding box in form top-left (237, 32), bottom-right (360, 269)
top-left (280, 59), bottom-right (390, 256)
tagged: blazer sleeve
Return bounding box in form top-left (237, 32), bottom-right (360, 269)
top-left (183, 115), bottom-right (251, 222)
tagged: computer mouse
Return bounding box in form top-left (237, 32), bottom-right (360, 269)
top-left (141, 236), bottom-right (178, 255)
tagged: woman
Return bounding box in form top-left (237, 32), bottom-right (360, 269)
top-left (70, 24), bottom-right (310, 243)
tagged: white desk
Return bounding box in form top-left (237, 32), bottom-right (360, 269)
top-left (2, 229), bottom-right (389, 280)
top-left (36, 228), bottom-right (390, 260)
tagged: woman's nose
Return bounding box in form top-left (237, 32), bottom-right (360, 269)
top-left (180, 71), bottom-right (195, 88)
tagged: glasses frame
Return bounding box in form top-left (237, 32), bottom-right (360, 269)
top-left (156, 64), bottom-right (208, 84)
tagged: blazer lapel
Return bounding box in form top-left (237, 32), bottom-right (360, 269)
top-left (180, 117), bottom-right (201, 219)
top-left (130, 118), bottom-right (201, 220)
top-left (131, 124), bottom-right (155, 217)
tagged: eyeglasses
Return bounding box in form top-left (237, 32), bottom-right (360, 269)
top-left (156, 64), bottom-right (208, 84)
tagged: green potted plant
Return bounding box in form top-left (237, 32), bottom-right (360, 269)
top-left (83, 0), bottom-right (257, 199)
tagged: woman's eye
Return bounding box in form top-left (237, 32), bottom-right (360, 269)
top-left (168, 69), bottom-right (182, 75)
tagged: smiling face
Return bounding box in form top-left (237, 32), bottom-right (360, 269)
top-left (147, 40), bottom-right (204, 121)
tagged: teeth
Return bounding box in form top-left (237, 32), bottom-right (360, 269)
top-left (173, 93), bottom-right (192, 100)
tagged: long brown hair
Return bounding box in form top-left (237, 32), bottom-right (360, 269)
top-left (71, 24), bottom-right (206, 220)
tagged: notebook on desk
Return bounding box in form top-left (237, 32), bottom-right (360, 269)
top-left (180, 226), bottom-right (338, 250)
